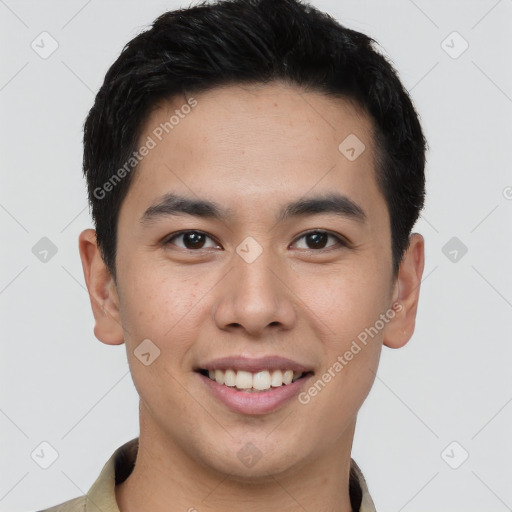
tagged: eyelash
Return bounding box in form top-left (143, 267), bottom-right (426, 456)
top-left (164, 229), bottom-right (348, 252)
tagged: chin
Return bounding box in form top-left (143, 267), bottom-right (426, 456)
top-left (195, 437), bottom-right (307, 481)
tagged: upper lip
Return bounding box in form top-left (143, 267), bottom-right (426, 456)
top-left (196, 356), bottom-right (313, 374)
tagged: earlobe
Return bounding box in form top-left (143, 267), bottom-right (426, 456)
top-left (383, 233), bottom-right (425, 349)
top-left (78, 229), bottom-right (125, 345)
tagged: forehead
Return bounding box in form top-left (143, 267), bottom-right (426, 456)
top-left (120, 81), bottom-right (386, 229)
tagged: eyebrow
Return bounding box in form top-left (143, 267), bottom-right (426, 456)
top-left (140, 192), bottom-right (367, 225)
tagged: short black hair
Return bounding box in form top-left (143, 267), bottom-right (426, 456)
top-left (83, 0), bottom-right (426, 281)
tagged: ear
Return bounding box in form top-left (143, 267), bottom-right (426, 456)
top-left (78, 229), bottom-right (124, 345)
top-left (383, 233), bottom-right (425, 349)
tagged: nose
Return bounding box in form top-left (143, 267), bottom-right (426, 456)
top-left (212, 246), bottom-right (297, 337)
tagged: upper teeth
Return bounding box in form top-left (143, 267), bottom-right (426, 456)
top-left (207, 369), bottom-right (303, 391)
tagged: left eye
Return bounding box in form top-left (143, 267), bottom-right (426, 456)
top-left (164, 230), bottom-right (345, 251)
top-left (292, 231), bottom-right (345, 250)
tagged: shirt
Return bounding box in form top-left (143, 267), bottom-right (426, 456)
top-left (38, 437), bottom-right (376, 512)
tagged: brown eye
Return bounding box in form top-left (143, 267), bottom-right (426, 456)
top-left (305, 232), bottom-right (328, 249)
top-left (293, 230), bottom-right (345, 250)
top-left (165, 231), bottom-right (220, 250)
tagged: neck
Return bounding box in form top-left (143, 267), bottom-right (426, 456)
top-left (116, 403), bottom-right (357, 512)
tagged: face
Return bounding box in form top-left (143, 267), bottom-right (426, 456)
top-left (81, 81), bottom-right (423, 479)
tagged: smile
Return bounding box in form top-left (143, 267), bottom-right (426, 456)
top-left (198, 368), bottom-right (309, 392)
top-left (195, 355), bottom-right (314, 414)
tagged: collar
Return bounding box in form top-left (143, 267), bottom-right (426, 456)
top-left (85, 438), bottom-right (376, 512)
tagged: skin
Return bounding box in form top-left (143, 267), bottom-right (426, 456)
top-left (79, 81), bottom-right (424, 512)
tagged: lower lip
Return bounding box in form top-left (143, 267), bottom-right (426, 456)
top-left (198, 373), bottom-right (312, 415)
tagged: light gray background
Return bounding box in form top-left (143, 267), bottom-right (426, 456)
top-left (1, 0), bottom-right (511, 511)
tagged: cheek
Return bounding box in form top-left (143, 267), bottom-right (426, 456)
top-left (118, 260), bottom-right (204, 350)
top-left (117, 265), bottom-right (205, 409)
top-left (298, 263), bottom-right (391, 343)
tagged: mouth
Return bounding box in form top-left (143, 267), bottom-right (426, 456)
top-left (194, 356), bottom-right (315, 414)
top-left (197, 368), bottom-right (313, 393)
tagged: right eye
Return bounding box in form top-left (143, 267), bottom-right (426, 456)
top-left (164, 230), bottom-right (222, 251)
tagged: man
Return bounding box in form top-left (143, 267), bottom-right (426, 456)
top-left (40, 0), bottom-right (426, 510)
